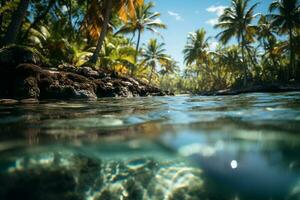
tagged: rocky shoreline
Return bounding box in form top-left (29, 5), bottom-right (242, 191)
top-left (0, 46), bottom-right (172, 102)
top-left (199, 84), bottom-right (300, 96)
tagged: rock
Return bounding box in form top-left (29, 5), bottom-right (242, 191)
top-left (126, 77), bottom-right (140, 86)
top-left (74, 90), bottom-right (97, 100)
top-left (0, 152), bottom-right (210, 200)
top-left (106, 82), bottom-right (113, 87)
top-left (43, 85), bottom-right (94, 100)
top-left (147, 166), bottom-right (205, 200)
top-left (122, 81), bottom-right (133, 87)
top-left (15, 63), bottom-right (42, 79)
top-left (0, 54), bottom-right (169, 99)
top-left (120, 87), bottom-right (134, 98)
top-left (0, 45), bottom-right (42, 67)
top-left (0, 168), bottom-right (83, 200)
top-left (58, 63), bottom-right (78, 73)
top-left (38, 70), bottom-right (98, 100)
top-left (80, 67), bottom-right (99, 78)
top-left (14, 77), bottom-right (40, 99)
top-left (95, 179), bottom-right (144, 200)
top-left (14, 64), bottom-right (42, 99)
top-left (0, 46), bottom-right (42, 98)
top-left (111, 71), bottom-right (119, 78)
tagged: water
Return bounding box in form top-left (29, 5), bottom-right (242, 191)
top-left (0, 93), bottom-right (300, 200)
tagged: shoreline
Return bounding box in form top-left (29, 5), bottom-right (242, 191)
top-left (198, 84), bottom-right (300, 96)
top-left (0, 46), bottom-right (173, 101)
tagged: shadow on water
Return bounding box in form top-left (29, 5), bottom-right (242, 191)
top-left (0, 93), bottom-right (300, 199)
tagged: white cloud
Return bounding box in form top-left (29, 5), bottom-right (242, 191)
top-left (205, 5), bottom-right (226, 26)
top-left (206, 5), bottom-right (226, 16)
top-left (168, 11), bottom-right (183, 21)
top-left (206, 18), bottom-right (218, 26)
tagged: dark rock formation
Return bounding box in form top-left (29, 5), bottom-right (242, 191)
top-left (0, 45), bottom-right (43, 98)
top-left (0, 45), bottom-right (42, 66)
top-left (0, 46), bottom-right (171, 100)
top-left (0, 152), bottom-right (206, 200)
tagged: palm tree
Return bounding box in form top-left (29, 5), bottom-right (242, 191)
top-left (2, 0), bottom-right (30, 45)
top-left (183, 28), bottom-right (209, 66)
top-left (268, 0), bottom-right (300, 80)
top-left (258, 15), bottom-right (276, 51)
top-left (141, 39), bottom-right (169, 84)
top-left (215, 0), bottom-right (259, 86)
top-left (160, 57), bottom-right (179, 76)
top-left (100, 35), bottom-right (136, 73)
top-left (22, 0), bottom-right (56, 41)
top-left (216, 45), bottom-right (243, 81)
top-left (116, 2), bottom-right (166, 62)
top-left (80, 0), bottom-right (105, 42)
top-left (88, 0), bottom-right (144, 65)
top-left (183, 28), bottom-right (216, 82)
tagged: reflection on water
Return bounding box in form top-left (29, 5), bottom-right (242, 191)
top-left (0, 92), bottom-right (300, 200)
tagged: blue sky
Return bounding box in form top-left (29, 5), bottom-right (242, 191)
top-left (140, 0), bottom-right (273, 67)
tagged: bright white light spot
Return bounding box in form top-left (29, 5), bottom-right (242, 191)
top-left (231, 160), bottom-right (238, 169)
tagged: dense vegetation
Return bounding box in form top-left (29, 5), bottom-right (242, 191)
top-left (0, 0), bottom-right (299, 94)
top-left (170, 0), bottom-right (300, 93)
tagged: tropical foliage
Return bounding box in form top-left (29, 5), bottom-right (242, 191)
top-left (0, 0), bottom-right (299, 93)
top-left (0, 0), bottom-right (174, 85)
top-left (177, 0), bottom-right (300, 93)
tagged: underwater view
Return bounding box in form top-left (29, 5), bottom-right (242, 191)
top-left (0, 93), bottom-right (300, 200)
top-left (1, 0), bottom-right (300, 199)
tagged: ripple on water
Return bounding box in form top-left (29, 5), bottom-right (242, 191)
top-left (44, 117), bottom-right (124, 129)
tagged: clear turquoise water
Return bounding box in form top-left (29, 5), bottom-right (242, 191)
top-left (0, 93), bottom-right (300, 200)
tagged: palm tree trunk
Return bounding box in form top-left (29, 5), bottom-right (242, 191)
top-left (0, 0), bottom-right (3, 35)
top-left (89, 0), bottom-right (112, 65)
top-left (135, 29), bottom-right (141, 61)
top-left (68, 0), bottom-right (73, 39)
top-left (241, 36), bottom-right (247, 86)
top-left (149, 64), bottom-right (155, 84)
top-left (131, 29), bottom-right (142, 76)
top-left (3, 0), bottom-right (30, 45)
top-left (289, 27), bottom-right (295, 81)
top-left (22, 0), bottom-right (55, 40)
top-left (0, 12), bottom-right (2, 36)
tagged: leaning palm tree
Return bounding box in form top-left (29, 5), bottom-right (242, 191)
top-left (141, 39), bottom-right (169, 84)
top-left (268, 0), bottom-right (300, 80)
top-left (115, 2), bottom-right (166, 62)
top-left (2, 0), bottom-right (30, 45)
top-left (215, 0), bottom-right (259, 86)
top-left (88, 0), bottom-right (144, 65)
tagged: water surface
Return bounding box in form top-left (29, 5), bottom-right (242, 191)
top-left (1, 93), bottom-right (300, 200)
